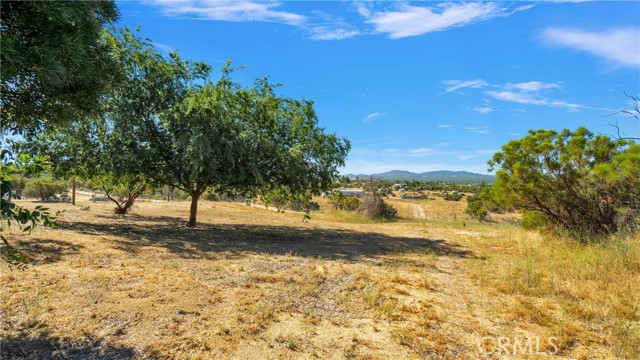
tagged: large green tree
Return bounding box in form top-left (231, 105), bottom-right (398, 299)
top-left (489, 127), bottom-right (639, 239)
top-left (147, 71), bottom-right (350, 226)
top-left (17, 27), bottom-right (205, 214)
top-left (1, 0), bottom-right (119, 131)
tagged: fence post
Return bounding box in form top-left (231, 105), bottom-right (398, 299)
top-left (71, 177), bottom-right (76, 206)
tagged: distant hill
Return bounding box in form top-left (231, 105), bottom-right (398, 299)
top-left (345, 170), bottom-right (495, 184)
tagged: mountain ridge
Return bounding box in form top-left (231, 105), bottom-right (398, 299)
top-left (345, 170), bottom-right (495, 184)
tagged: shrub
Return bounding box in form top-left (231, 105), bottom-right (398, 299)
top-left (22, 177), bottom-right (68, 201)
top-left (327, 193), bottom-right (361, 211)
top-left (443, 193), bottom-right (464, 201)
top-left (358, 194), bottom-right (397, 220)
top-left (520, 211), bottom-right (548, 230)
top-left (490, 127), bottom-right (640, 240)
top-left (465, 195), bottom-right (488, 221)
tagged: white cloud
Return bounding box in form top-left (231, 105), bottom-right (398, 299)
top-left (437, 124), bottom-right (452, 128)
top-left (149, 0), bottom-right (306, 26)
top-left (441, 79), bottom-right (489, 94)
top-left (542, 27), bottom-right (640, 67)
top-left (153, 42), bottom-right (176, 54)
top-left (473, 106), bottom-right (494, 114)
top-left (409, 147), bottom-right (433, 155)
top-left (465, 127), bottom-right (491, 135)
top-left (457, 155), bottom-right (476, 160)
top-left (444, 78), bottom-right (598, 111)
top-left (484, 90), bottom-right (548, 105)
top-left (308, 26), bottom-right (360, 40)
top-left (365, 2), bottom-right (518, 39)
top-left (363, 112), bottom-right (385, 123)
top-left (503, 81), bottom-right (562, 92)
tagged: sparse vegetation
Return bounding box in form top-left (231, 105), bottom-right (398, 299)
top-left (1, 197), bottom-right (636, 359)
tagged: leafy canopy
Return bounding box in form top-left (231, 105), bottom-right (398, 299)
top-left (1, 0), bottom-right (119, 132)
top-left (489, 127), bottom-right (639, 239)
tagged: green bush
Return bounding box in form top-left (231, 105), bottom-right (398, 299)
top-left (443, 193), bottom-right (464, 201)
top-left (520, 211), bottom-right (548, 230)
top-left (22, 177), bottom-right (68, 201)
top-left (465, 195), bottom-right (488, 221)
top-left (327, 193), bottom-right (361, 211)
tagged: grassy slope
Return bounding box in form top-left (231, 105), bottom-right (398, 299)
top-left (1, 196), bottom-right (638, 359)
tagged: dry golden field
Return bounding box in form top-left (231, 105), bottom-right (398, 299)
top-left (1, 195), bottom-right (639, 359)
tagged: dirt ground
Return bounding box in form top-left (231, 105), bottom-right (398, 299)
top-left (1, 196), bottom-right (638, 359)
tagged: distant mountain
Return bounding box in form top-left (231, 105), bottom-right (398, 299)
top-left (345, 170), bottom-right (495, 184)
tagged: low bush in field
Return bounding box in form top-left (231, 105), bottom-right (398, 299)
top-left (22, 177), bottom-right (67, 201)
top-left (358, 195), bottom-right (397, 221)
top-left (327, 193), bottom-right (360, 211)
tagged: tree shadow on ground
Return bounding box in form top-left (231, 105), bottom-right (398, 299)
top-left (5, 238), bottom-right (84, 265)
top-left (61, 214), bottom-right (481, 262)
top-left (1, 324), bottom-right (136, 360)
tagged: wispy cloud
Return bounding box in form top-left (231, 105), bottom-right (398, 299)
top-left (153, 42), bottom-right (176, 54)
top-left (473, 106), bottom-right (494, 114)
top-left (306, 10), bottom-right (360, 40)
top-left (443, 78), bottom-right (610, 112)
top-left (363, 2), bottom-right (531, 39)
top-left (363, 112), bottom-right (385, 123)
top-left (437, 124), bottom-right (452, 128)
top-left (542, 27), bottom-right (640, 67)
top-left (465, 127), bottom-right (491, 135)
top-left (484, 90), bottom-right (548, 106)
top-left (148, 0), bottom-right (360, 41)
top-left (149, 0), bottom-right (306, 25)
top-left (441, 79), bottom-right (489, 94)
top-left (308, 26), bottom-right (360, 40)
top-left (504, 81), bottom-right (562, 92)
top-left (409, 147), bottom-right (433, 156)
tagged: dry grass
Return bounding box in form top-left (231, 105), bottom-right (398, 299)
top-left (1, 195), bottom-right (638, 359)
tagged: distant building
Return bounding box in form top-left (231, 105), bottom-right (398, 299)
top-left (337, 188), bottom-right (365, 197)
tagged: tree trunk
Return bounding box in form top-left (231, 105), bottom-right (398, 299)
top-left (187, 191), bottom-right (201, 227)
top-left (71, 177), bottom-right (76, 205)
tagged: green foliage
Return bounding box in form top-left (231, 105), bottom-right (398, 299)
top-left (132, 61), bottom-right (349, 226)
top-left (1, 1), bottom-right (120, 132)
top-left (465, 195), bottom-right (488, 222)
top-left (443, 193), bottom-right (464, 201)
top-left (327, 193), bottom-right (361, 211)
top-left (8, 174), bottom-right (26, 197)
top-left (520, 211), bottom-right (548, 231)
top-left (1, 1), bottom-right (112, 267)
top-left (22, 177), bottom-right (68, 201)
top-left (18, 28), bottom-right (187, 215)
top-left (1, 150), bottom-right (59, 268)
top-left (489, 127), bottom-right (640, 240)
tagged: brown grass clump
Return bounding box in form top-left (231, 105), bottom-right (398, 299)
top-left (1, 195), bottom-right (637, 359)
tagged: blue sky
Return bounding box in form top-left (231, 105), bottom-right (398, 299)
top-left (117, 1), bottom-right (640, 175)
